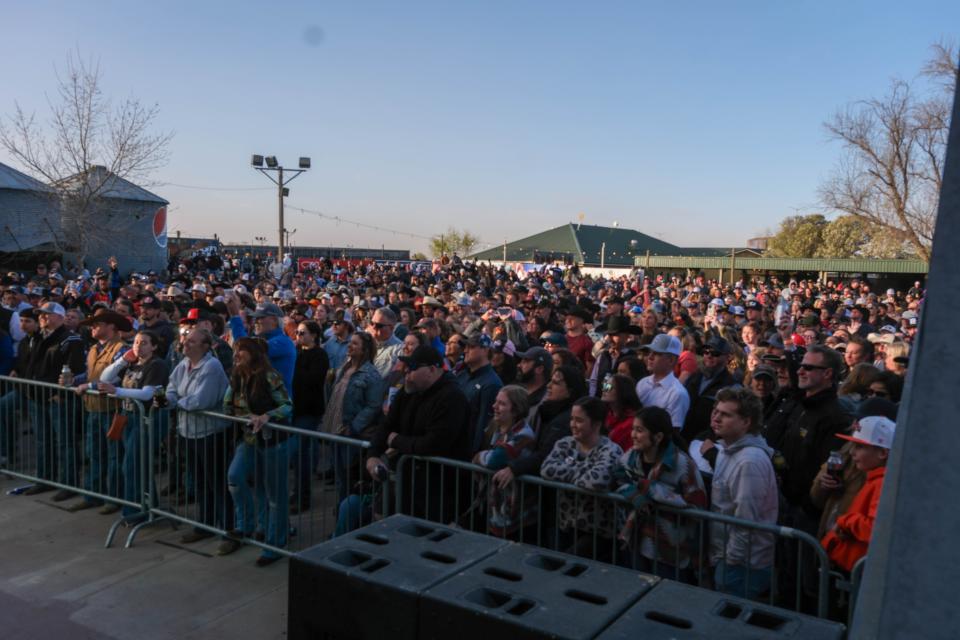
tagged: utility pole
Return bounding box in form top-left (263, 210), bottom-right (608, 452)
top-left (251, 155), bottom-right (310, 279)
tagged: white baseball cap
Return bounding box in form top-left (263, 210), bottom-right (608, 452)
top-left (838, 416), bottom-right (896, 450)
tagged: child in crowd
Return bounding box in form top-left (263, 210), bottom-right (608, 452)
top-left (820, 415), bottom-right (896, 572)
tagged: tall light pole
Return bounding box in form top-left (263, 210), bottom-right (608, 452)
top-left (251, 154), bottom-right (310, 277)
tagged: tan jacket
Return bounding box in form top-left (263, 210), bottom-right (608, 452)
top-left (84, 338), bottom-right (126, 413)
top-left (809, 440), bottom-right (866, 539)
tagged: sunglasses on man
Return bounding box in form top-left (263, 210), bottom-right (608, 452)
top-left (798, 363), bottom-right (830, 371)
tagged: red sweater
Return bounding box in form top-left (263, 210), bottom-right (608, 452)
top-left (566, 333), bottom-right (595, 372)
top-left (821, 465), bottom-right (886, 572)
top-left (605, 409), bottom-right (636, 452)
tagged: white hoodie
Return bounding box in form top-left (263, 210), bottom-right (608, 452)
top-left (709, 433), bottom-right (779, 569)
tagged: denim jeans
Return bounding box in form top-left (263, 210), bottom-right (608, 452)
top-left (333, 441), bottom-right (361, 506)
top-left (714, 562), bottom-right (772, 600)
top-left (83, 411), bottom-right (114, 504)
top-left (228, 439), bottom-right (290, 555)
top-left (30, 399), bottom-right (54, 482)
top-left (121, 409), bottom-right (146, 517)
top-left (335, 494), bottom-right (372, 537)
top-left (0, 389), bottom-right (24, 461)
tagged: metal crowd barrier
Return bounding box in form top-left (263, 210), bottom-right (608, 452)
top-left (847, 556), bottom-right (867, 627)
top-left (0, 375), bottom-right (388, 558)
top-left (0, 375), bottom-right (148, 544)
top-left (132, 406), bottom-right (387, 558)
top-left (392, 454), bottom-right (833, 618)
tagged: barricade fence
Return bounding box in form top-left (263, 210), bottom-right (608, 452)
top-left (0, 375), bottom-right (146, 521)
top-left (391, 455), bottom-right (833, 618)
top-left (1, 374), bottom-right (851, 620)
top-left (144, 406), bottom-right (384, 556)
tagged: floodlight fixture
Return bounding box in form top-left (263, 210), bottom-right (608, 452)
top-left (299, 157), bottom-right (311, 169)
top-left (251, 154), bottom-right (264, 167)
top-left (265, 156), bottom-right (278, 168)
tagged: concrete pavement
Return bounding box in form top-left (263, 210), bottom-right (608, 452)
top-left (0, 476), bottom-right (289, 640)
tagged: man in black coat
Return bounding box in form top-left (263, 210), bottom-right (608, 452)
top-left (25, 302), bottom-right (87, 498)
top-left (764, 345), bottom-right (850, 517)
top-left (680, 336), bottom-right (740, 445)
top-left (366, 345), bottom-right (470, 521)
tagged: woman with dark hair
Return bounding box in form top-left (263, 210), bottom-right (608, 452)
top-left (98, 329), bottom-right (170, 521)
top-left (323, 331), bottom-right (382, 503)
top-left (867, 370), bottom-right (904, 403)
top-left (550, 347), bottom-right (585, 377)
top-left (613, 406), bottom-right (707, 580)
top-left (289, 320), bottom-right (330, 514)
top-left (491, 339), bottom-right (518, 385)
top-left (540, 396), bottom-right (623, 557)
top-left (222, 337), bottom-right (293, 566)
top-left (524, 316), bottom-right (548, 348)
top-left (490, 365), bottom-right (587, 491)
top-left (615, 356), bottom-right (648, 383)
top-left (601, 374), bottom-right (643, 451)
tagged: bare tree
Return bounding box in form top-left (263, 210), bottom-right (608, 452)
top-left (819, 43), bottom-right (957, 262)
top-left (0, 52), bottom-right (173, 266)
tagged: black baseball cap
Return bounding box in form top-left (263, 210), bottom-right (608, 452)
top-left (399, 345), bottom-right (443, 369)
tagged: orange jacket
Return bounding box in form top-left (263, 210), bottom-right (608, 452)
top-left (821, 465), bottom-right (886, 572)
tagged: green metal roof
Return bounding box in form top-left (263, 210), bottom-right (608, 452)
top-left (635, 255), bottom-right (929, 274)
top-left (470, 223), bottom-right (681, 265)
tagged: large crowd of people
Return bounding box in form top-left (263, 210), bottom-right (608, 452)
top-left (0, 250), bottom-right (917, 607)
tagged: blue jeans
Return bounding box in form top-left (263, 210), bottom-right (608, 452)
top-left (335, 494), bottom-right (372, 537)
top-left (83, 411), bottom-right (115, 503)
top-left (228, 439), bottom-right (290, 555)
top-left (0, 389), bottom-right (23, 461)
top-left (714, 562), bottom-right (772, 600)
top-left (122, 409), bottom-right (145, 517)
top-left (333, 441), bottom-right (361, 505)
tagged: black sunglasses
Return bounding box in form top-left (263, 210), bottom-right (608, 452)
top-left (867, 389), bottom-right (889, 398)
top-left (702, 349), bottom-right (722, 357)
top-left (372, 322), bottom-right (394, 330)
top-left (798, 363), bottom-right (830, 371)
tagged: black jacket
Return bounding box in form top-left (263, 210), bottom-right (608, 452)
top-left (13, 331), bottom-right (40, 377)
top-left (27, 326), bottom-right (86, 383)
top-left (509, 401), bottom-right (573, 478)
top-left (371, 372), bottom-right (469, 521)
top-left (370, 371), bottom-right (469, 460)
top-left (680, 368), bottom-right (739, 444)
top-left (764, 387), bottom-right (851, 514)
top-left (293, 347), bottom-right (329, 418)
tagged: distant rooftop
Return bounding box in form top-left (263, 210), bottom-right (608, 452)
top-left (56, 165), bottom-right (168, 204)
top-left (0, 162), bottom-right (53, 193)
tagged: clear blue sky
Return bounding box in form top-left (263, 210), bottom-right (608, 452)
top-left (2, 1), bottom-right (957, 255)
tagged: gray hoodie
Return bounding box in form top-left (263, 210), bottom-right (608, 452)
top-left (709, 433), bottom-right (778, 569)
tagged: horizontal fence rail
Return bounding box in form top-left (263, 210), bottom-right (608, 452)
top-left (1, 374), bottom-right (854, 621)
top-left (392, 454), bottom-right (832, 618)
